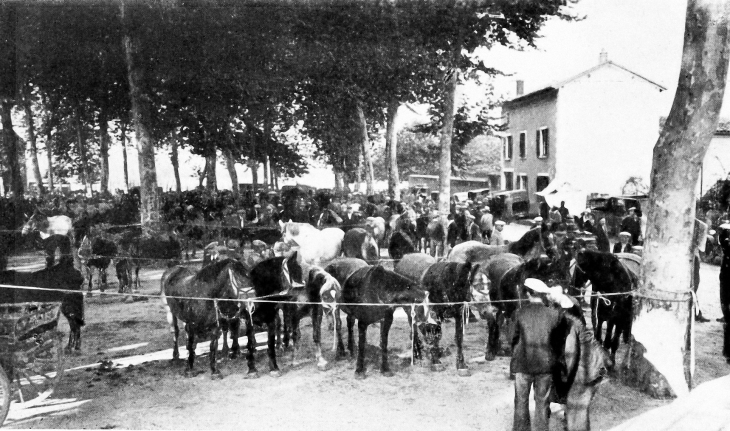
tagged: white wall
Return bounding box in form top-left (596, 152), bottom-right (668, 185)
top-left (555, 64), bottom-right (669, 195)
top-left (699, 134), bottom-right (730, 195)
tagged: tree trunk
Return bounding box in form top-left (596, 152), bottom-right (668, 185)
top-left (75, 106), bottom-right (90, 196)
top-left (334, 168), bottom-right (343, 194)
top-left (198, 157), bottom-right (208, 188)
top-left (355, 147), bottom-right (362, 193)
top-left (1, 3), bottom-right (23, 215)
top-left (205, 148), bottom-right (217, 192)
top-left (120, 119), bottom-right (129, 191)
top-left (439, 69), bottom-right (458, 228)
top-left (355, 100), bottom-right (374, 195)
top-left (98, 109), bottom-right (110, 195)
top-left (123, 1), bottom-right (159, 232)
top-left (22, 90), bottom-right (44, 196)
top-left (44, 120), bottom-right (54, 192)
top-left (224, 148), bottom-right (239, 200)
top-left (263, 118), bottom-right (272, 190)
top-left (619, 0), bottom-right (730, 398)
top-left (170, 133), bottom-right (181, 193)
top-left (385, 97), bottom-right (400, 197)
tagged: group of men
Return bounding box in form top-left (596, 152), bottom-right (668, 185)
top-left (512, 278), bottom-right (608, 431)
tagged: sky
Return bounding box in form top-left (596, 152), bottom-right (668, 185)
top-left (21, 0), bottom-right (728, 192)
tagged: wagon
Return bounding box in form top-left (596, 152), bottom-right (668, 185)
top-left (0, 301), bottom-right (66, 425)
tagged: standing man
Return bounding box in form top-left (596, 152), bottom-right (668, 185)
top-left (719, 223), bottom-right (730, 363)
top-left (492, 220), bottom-right (506, 246)
top-left (512, 278), bottom-right (565, 431)
top-left (620, 208), bottom-right (642, 246)
top-left (480, 206), bottom-right (494, 244)
top-left (558, 201), bottom-right (570, 222)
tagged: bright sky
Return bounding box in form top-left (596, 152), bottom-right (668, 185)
top-left (482, 0), bottom-right (693, 116)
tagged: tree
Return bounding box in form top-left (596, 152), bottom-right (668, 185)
top-left (618, 0), bottom-right (730, 397)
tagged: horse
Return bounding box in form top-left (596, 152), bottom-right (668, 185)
top-left (0, 254), bottom-right (85, 352)
top-left (364, 216), bottom-right (386, 247)
top-left (525, 236), bottom-right (576, 289)
top-left (573, 248), bottom-right (636, 364)
top-left (243, 252), bottom-right (304, 378)
top-left (323, 261), bottom-right (431, 379)
top-left (279, 220), bottom-right (344, 265)
top-left (160, 258), bottom-right (250, 379)
top-left (447, 226), bottom-right (546, 264)
top-left (280, 266), bottom-right (342, 370)
top-left (394, 253), bottom-right (481, 374)
top-left (119, 229), bottom-right (182, 291)
top-left (342, 228), bottom-right (379, 263)
top-left (78, 235), bottom-right (118, 294)
top-left (21, 210), bottom-right (75, 267)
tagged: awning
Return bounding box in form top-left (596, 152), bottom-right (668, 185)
top-left (535, 178), bottom-right (587, 216)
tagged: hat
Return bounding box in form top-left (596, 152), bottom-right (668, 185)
top-left (485, 206), bottom-right (490, 212)
top-left (254, 204), bottom-right (261, 209)
top-left (720, 223), bottom-right (730, 230)
top-left (619, 231), bottom-right (631, 237)
top-left (628, 207), bottom-right (637, 211)
top-left (495, 220), bottom-right (505, 226)
top-left (524, 278), bottom-right (550, 294)
top-left (548, 286), bottom-right (575, 309)
top-left (533, 216), bottom-right (543, 223)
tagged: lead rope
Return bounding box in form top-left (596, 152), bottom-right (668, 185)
top-left (411, 303), bottom-right (416, 367)
top-left (592, 292), bottom-right (612, 324)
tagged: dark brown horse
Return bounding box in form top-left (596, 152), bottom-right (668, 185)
top-left (161, 258), bottom-right (250, 379)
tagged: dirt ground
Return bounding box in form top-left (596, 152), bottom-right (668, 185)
top-left (3, 246), bottom-right (729, 430)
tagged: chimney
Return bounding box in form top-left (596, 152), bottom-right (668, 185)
top-left (516, 80), bottom-right (524, 97)
top-left (599, 49), bottom-right (608, 64)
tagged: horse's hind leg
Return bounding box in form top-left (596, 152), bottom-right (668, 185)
top-left (267, 318), bottom-right (282, 377)
top-left (603, 320), bottom-right (615, 352)
top-left (484, 308), bottom-right (499, 361)
top-left (334, 309), bottom-right (346, 360)
top-left (454, 311), bottom-right (468, 375)
top-left (184, 325), bottom-right (196, 377)
top-left (355, 321), bottom-right (368, 379)
top-left (407, 312), bottom-right (423, 361)
top-left (380, 311), bottom-right (394, 377)
top-left (220, 320), bottom-right (230, 357)
top-left (313, 305), bottom-right (329, 370)
top-left (168, 312), bottom-right (180, 361)
top-left (347, 314), bottom-right (357, 359)
top-left (100, 267), bottom-right (107, 293)
top-left (243, 311), bottom-right (258, 378)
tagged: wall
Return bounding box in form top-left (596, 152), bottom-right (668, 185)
top-left (555, 64), bottom-right (668, 197)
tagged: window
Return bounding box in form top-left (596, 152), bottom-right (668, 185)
top-left (536, 175), bottom-right (550, 192)
top-left (504, 171), bottom-right (514, 191)
top-left (518, 174), bottom-right (528, 191)
top-left (504, 136), bottom-right (513, 160)
top-left (519, 132), bottom-right (526, 159)
top-left (536, 127), bottom-right (549, 158)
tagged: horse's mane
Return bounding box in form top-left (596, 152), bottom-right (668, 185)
top-left (508, 227), bottom-right (542, 255)
top-left (196, 258), bottom-right (248, 283)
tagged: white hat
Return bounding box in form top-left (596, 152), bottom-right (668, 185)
top-left (534, 216), bottom-right (544, 223)
top-left (485, 206), bottom-right (490, 211)
top-left (720, 223), bottom-right (730, 230)
top-left (619, 231), bottom-right (632, 237)
top-left (548, 286), bottom-right (574, 309)
top-left (524, 278), bottom-right (550, 294)
top-left (495, 220), bottom-right (505, 226)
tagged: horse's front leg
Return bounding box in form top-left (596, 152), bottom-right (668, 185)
top-left (169, 314), bottom-right (180, 361)
top-left (228, 317), bottom-right (240, 359)
top-left (334, 309), bottom-right (346, 360)
top-left (313, 304), bottom-right (329, 371)
top-left (184, 325), bottom-right (196, 377)
top-left (220, 320), bottom-right (230, 357)
top-left (243, 311), bottom-right (258, 378)
top-left (454, 310), bottom-right (469, 375)
top-left (604, 318), bottom-right (615, 352)
top-left (484, 307), bottom-right (499, 361)
top-left (380, 310), bottom-right (394, 377)
top-left (355, 320), bottom-right (368, 379)
top-left (210, 328), bottom-right (222, 380)
top-left (100, 266), bottom-right (107, 293)
top-left (267, 315), bottom-right (282, 377)
top-left (407, 311), bottom-right (423, 361)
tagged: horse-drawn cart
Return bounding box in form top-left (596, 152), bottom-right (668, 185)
top-left (0, 301), bottom-right (66, 425)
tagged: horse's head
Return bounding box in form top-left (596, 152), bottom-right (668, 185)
top-left (21, 211), bottom-right (39, 235)
top-left (225, 260), bottom-right (253, 301)
top-left (308, 266), bottom-right (341, 307)
top-left (373, 266), bottom-right (433, 323)
top-left (282, 251), bottom-right (305, 289)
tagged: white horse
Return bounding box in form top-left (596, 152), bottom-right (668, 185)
top-left (279, 221), bottom-right (344, 266)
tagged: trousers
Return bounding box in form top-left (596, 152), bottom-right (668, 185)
top-left (565, 381), bottom-right (599, 431)
top-left (513, 372), bottom-right (552, 431)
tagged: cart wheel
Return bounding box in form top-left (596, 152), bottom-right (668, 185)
top-left (12, 331), bottom-right (65, 408)
top-left (0, 365), bottom-right (10, 426)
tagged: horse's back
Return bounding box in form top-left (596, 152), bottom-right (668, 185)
top-left (324, 258), bottom-right (369, 287)
top-left (448, 241), bottom-right (505, 263)
top-left (394, 253), bottom-right (436, 283)
top-left (161, 265), bottom-right (196, 298)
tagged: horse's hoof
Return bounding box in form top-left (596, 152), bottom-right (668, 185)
top-left (354, 371), bottom-right (366, 380)
top-left (457, 368), bottom-right (471, 377)
top-left (485, 352), bottom-right (496, 362)
top-left (431, 363), bottom-right (446, 372)
top-left (317, 362), bottom-right (329, 372)
top-left (245, 371), bottom-right (259, 379)
top-left (381, 370), bottom-right (394, 378)
top-left (269, 370), bottom-right (282, 378)
top-left (210, 371), bottom-right (223, 380)
top-left (184, 369), bottom-right (195, 378)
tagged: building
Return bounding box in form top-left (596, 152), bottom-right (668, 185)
top-left (500, 51), bottom-right (667, 214)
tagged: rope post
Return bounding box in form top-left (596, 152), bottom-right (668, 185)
top-left (410, 303), bottom-right (416, 367)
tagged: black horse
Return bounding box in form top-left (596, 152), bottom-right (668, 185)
top-left (324, 261), bottom-right (430, 379)
top-left (78, 235), bottom-right (118, 294)
top-left (244, 253), bottom-right (304, 378)
top-left (395, 253), bottom-right (481, 374)
top-left (0, 253), bottom-right (85, 352)
top-left (388, 227), bottom-right (418, 261)
top-left (573, 249), bottom-right (636, 363)
top-left (119, 229), bottom-right (182, 291)
top-left (160, 258), bottom-right (250, 379)
top-left (342, 228), bottom-right (379, 263)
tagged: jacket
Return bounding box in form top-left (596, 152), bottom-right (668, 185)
top-left (564, 314), bottom-right (610, 386)
top-left (511, 301), bottom-right (565, 374)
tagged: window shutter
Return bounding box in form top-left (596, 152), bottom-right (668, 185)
top-left (536, 130), bottom-right (540, 157)
top-left (544, 129), bottom-right (549, 158)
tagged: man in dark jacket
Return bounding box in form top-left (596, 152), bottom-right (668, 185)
top-left (512, 278), bottom-right (566, 431)
top-left (620, 208), bottom-right (642, 246)
top-left (719, 223), bottom-right (730, 362)
top-left (612, 232), bottom-right (633, 254)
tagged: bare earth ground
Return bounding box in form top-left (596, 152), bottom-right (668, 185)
top-left (3, 244), bottom-right (729, 430)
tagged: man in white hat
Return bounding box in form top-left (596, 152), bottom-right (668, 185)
top-left (492, 220), bottom-right (506, 246)
top-left (480, 205), bottom-right (494, 243)
top-left (613, 231), bottom-right (633, 254)
top-left (512, 278), bottom-right (565, 431)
